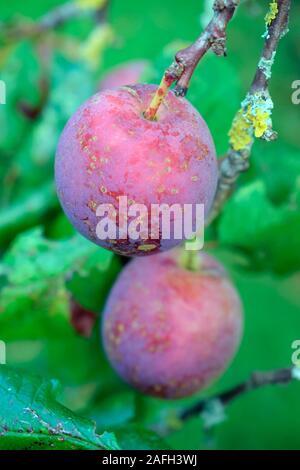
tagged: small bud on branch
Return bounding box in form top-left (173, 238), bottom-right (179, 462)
top-left (144, 0), bottom-right (239, 120)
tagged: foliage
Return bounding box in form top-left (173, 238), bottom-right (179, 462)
top-left (0, 0), bottom-right (299, 451)
top-left (0, 366), bottom-right (119, 450)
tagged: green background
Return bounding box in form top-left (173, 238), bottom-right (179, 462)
top-left (0, 0), bottom-right (299, 450)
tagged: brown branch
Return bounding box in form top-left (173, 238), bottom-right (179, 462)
top-left (144, 0), bottom-right (239, 120)
top-left (155, 366), bottom-right (299, 435)
top-left (1, 0), bottom-right (109, 43)
top-left (179, 367), bottom-right (294, 422)
top-left (251, 0), bottom-right (290, 93)
top-left (208, 0), bottom-right (291, 224)
top-left (174, 0), bottom-right (239, 97)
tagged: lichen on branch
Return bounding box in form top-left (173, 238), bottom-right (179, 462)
top-left (208, 0), bottom-right (291, 224)
top-left (229, 91), bottom-right (275, 152)
top-left (265, 1), bottom-right (279, 28)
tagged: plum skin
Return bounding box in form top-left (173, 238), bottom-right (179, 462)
top-left (55, 84), bottom-right (218, 256)
top-left (102, 249), bottom-right (243, 399)
top-left (99, 60), bottom-right (149, 90)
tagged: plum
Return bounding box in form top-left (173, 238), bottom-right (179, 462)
top-left (102, 248), bottom-right (243, 399)
top-left (99, 60), bottom-right (150, 90)
top-left (55, 84), bottom-right (218, 256)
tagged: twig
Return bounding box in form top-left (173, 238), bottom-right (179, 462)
top-left (1, 0), bottom-right (109, 43)
top-left (174, 0), bottom-right (239, 96)
top-left (157, 366), bottom-right (299, 435)
top-left (179, 367), bottom-right (295, 422)
top-left (144, 0), bottom-right (239, 120)
top-left (208, 0), bottom-right (291, 224)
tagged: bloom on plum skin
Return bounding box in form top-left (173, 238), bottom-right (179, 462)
top-left (99, 60), bottom-right (150, 91)
top-left (102, 248), bottom-right (243, 399)
top-left (55, 84), bottom-right (218, 256)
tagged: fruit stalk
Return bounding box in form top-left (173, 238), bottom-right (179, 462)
top-left (143, 66), bottom-right (181, 120)
top-left (143, 0), bottom-right (239, 120)
top-left (174, 0), bottom-right (239, 97)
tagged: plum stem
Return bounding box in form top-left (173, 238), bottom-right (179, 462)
top-left (143, 64), bottom-right (182, 120)
top-left (144, 0), bottom-right (239, 119)
top-left (180, 248), bottom-right (201, 272)
top-left (173, 0), bottom-right (239, 96)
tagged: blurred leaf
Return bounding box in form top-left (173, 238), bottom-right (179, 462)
top-left (68, 256), bottom-right (122, 312)
top-left (88, 391), bottom-right (135, 429)
top-left (0, 227), bottom-right (118, 339)
top-left (9, 53), bottom-right (97, 203)
top-left (46, 213), bottom-right (76, 240)
top-left (2, 227), bottom-right (112, 284)
top-left (76, 0), bottom-right (107, 10)
top-left (0, 366), bottom-right (120, 450)
top-left (0, 183), bottom-right (58, 245)
top-left (250, 141), bottom-right (300, 205)
top-left (218, 179), bottom-right (300, 273)
top-left (0, 41), bottom-right (41, 155)
top-left (113, 424), bottom-right (171, 451)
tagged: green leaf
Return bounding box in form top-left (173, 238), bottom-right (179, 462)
top-left (250, 141), bottom-right (300, 205)
top-left (0, 41), bottom-right (41, 155)
top-left (0, 366), bottom-right (120, 450)
top-left (2, 227), bottom-right (112, 285)
top-left (87, 391), bottom-right (135, 429)
top-left (113, 424), bottom-right (171, 451)
top-left (0, 183), bottom-right (58, 246)
top-left (0, 227), bottom-right (118, 339)
top-left (218, 179), bottom-right (300, 273)
top-left (1, 52), bottom-right (97, 209)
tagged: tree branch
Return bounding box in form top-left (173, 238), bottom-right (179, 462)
top-left (174, 0), bottom-right (239, 97)
top-left (179, 367), bottom-right (296, 422)
top-left (156, 366), bottom-right (300, 435)
top-left (1, 0), bottom-right (109, 43)
top-left (208, 0), bottom-right (291, 224)
top-left (144, 0), bottom-right (239, 120)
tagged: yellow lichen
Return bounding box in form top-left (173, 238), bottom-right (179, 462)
top-left (137, 244), bottom-right (157, 252)
top-left (81, 24), bottom-right (114, 68)
top-left (250, 108), bottom-right (270, 138)
top-left (228, 110), bottom-right (252, 151)
top-left (229, 94), bottom-right (272, 151)
top-left (76, 0), bottom-right (107, 10)
top-left (265, 1), bottom-right (279, 26)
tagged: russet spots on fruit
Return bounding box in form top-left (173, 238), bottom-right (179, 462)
top-left (102, 248), bottom-right (243, 399)
top-left (55, 84), bottom-right (218, 256)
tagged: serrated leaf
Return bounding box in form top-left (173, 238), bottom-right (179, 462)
top-left (2, 227), bottom-right (112, 285)
top-left (0, 227), bottom-right (118, 339)
top-left (0, 366), bottom-right (120, 450)
top-left (112, 424), bottom-right (171, 451)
